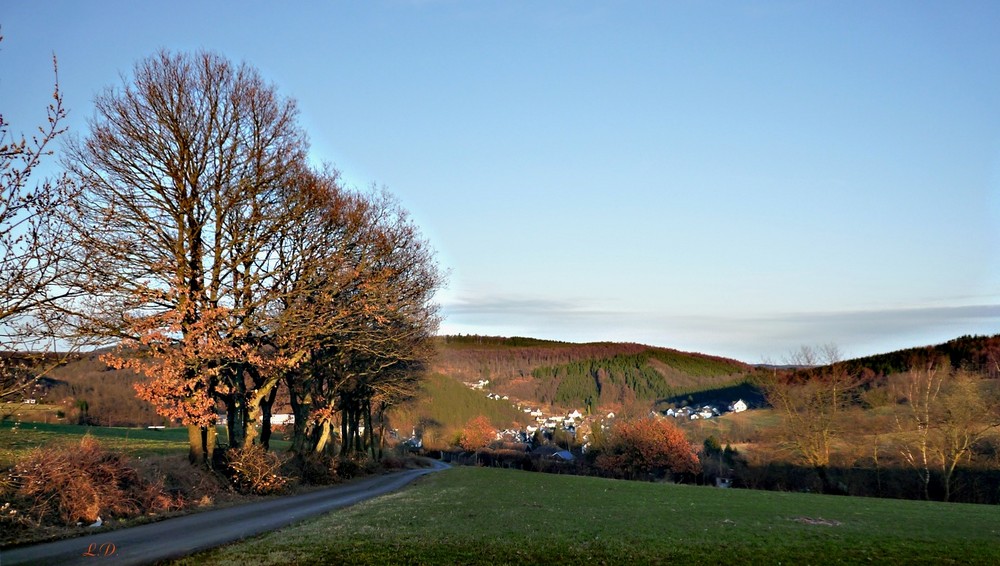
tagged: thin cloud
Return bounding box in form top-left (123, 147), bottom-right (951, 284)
top-left (440, 295), bottom-right (1000, 362)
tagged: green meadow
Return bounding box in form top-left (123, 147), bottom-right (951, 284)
top-left (0, 422), bottom-right (289, 468)
top-left (177, 466), bottom-right (1000, 565)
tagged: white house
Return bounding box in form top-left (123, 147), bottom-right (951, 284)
top-left (728, 399), bottom-right (748, 413)
top-left (270, 413), bottom-right (294, 426)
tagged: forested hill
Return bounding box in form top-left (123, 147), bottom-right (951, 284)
top-left (431, 335), bottom-right (753, 412)
top-left (834, 334), bottom-right (1000, 378)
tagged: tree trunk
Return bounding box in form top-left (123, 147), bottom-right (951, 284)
top-left (363, 398), bottom-right (374, 458)
top-left (225, 396), bottom-right (248, 450)
top-left (314, 420), bottom-right (333, 454)
top-left (188, 424), bottom-right (216, 468)
top-left (376, 403), bottom-right (387, 461)
top-left (287, 374), bottom-right (312, 453)
top-left (339, 405), bottom-right (350, 456)
top-left (258, 387), bottom-right (278, 450)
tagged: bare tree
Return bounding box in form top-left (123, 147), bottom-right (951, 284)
top-left (892, 361), bottom-right (1000, 501)
top-left (0, 32), bottom-right (81, 400)
top-left (63, 50), bottom-right (442, 469)
top-left (271, 180), bottom-right (442, 457)
top-left (64, 50), bottom-right (308, 463)
top-left (764, 344), bottom-right (859, 493)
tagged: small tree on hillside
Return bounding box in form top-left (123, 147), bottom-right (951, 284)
top-left (764, 345), bottom-right (860, 493)
top-left (459, 416), bottom-right (496, 451)
top-left (594, 417), bottom-right (700, 481)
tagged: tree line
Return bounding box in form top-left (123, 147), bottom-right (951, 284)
top-left (1, 46), bottom-right (442, 465)
top-left (764, 345), bottom-right (1000, 502)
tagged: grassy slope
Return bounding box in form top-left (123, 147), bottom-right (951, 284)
top-left (388, 373), bottom-right (532, 443)
top-left (177, 466), bottom-right (1000, 565)
top-left (0, 422), bottom-right (289, 468)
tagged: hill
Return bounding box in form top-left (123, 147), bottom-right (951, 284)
top-left (782, 334), bottom-right (1000, 382)
top-left (431, 335), bottom-right (755, 412)
top-left (839, 334), bottom-right (1000, 377)
top-left (15, 334), bottom-right (999, 443)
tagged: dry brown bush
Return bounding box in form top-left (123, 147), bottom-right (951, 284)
top-left (594, 417), bottom-right (701, 481)
top-left (130, 454), bottom-right (224, 505)
top-left (4, 436), bottom-right (178, 527)
top-left (226, 443), bottom-right (290, 495)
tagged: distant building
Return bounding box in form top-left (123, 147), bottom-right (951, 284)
top-left (270, 413), bottom-right (294, 426)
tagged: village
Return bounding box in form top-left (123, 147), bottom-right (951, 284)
top-left (461, 378), bottom-right (750, 451)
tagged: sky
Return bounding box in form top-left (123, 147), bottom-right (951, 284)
top-left (2, 1), bottom-right (999, 363)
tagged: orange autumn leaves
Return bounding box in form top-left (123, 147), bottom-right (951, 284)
top-left (595, 417), bottom-right (701, 480)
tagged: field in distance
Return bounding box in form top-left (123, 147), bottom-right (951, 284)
top-left (0, 422), bottom-right (290, 468)
top-left (176, 466), bottom-right (1000, 565)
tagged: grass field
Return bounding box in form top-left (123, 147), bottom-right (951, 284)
top-left (0, 422), bottom-right (289, 468)
top-left (176, 466), bottom-right (1000, 565)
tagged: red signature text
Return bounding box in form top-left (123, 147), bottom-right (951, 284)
top-left (82, 542), bottom-right (117, 557)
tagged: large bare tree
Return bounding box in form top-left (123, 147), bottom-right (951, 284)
top-left (64, 50), bottom-right (308, 463)
top-left (65, 50), bottom-right (442, 468)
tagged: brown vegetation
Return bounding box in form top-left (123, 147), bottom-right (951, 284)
top-left (458, 416), bottom-right (496, 451)
top-left (593, 417), bottom-right (701, 481)
top-left (225, 443), bottom-right (290, 495)
top-left (1, 436), bottom-right (179, 529)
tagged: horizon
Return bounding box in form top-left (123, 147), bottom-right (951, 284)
top-left (431, 330), bottom-right (999, 366)
top-left (3, 2), bottom-right (999, 362)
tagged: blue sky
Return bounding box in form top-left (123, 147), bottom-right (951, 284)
top-left (3, 1), bottom-right (999, 362)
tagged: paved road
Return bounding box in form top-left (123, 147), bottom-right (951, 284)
top-left (1, 460), bottom-right (447, 566)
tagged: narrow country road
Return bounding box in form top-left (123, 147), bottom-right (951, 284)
top-left (1, 460), bottom-right (448, 566)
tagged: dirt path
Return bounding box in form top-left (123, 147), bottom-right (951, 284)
top-left (1, 460), bottom-right (447, 566)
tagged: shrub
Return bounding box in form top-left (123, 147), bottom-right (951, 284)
top-left (458, 416), bottom-right (496, 451)
top-left (226, 443), bottom-right (290, 495)
top-left (380, 455), bottom-right (406, 470)
top-left (4, 435), bottom-right (176, 526)
top-left (332, 453), bottom-right (378, 479)
top-left (593, 417), bottom-right (701, 481)
top-left (293, 452), bottom-right (337, 485)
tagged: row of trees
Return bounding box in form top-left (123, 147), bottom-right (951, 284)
top-left (765, 348), bottom-right (1000, 501)
top-left (2, 46), bottom-right (442, 465)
